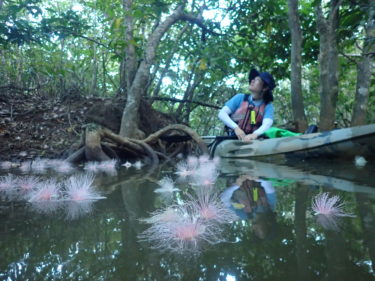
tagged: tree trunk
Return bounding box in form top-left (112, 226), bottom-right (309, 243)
top-left (90, 44), bottom-right (98, 95)
top-left (316, 0), bottom-right (341, 131)
top-left (288, 0), bottom-right (308, 132)
top-left (102, 51), bottom-right (107, 95)
top-left (119, 5), bottom-right (185, 138)
top-left (121, 0), bottom-right (138, 97)
top-left (351, 5), bottom-right (374, 126)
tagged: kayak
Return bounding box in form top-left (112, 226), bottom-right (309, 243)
top-left (205, 123), bottom-right (375, 160)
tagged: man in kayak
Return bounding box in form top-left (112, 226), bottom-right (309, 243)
top-left (218, 68), bottom-right (276, 142)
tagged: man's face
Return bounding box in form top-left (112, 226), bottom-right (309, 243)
top-left (249, 76), bottom-right (264, 96)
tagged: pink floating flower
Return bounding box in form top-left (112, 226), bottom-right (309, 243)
top-left (0, 161), bottom-right (13, 169)
top-left (98, 159), bottom-right (117, 175)
top-left (312, 192), bottom-right (352, 217)
top-left (19, 161), bottom-right (32, 173)
top-left (139, 203), bottom-right (226, 254)
top-left (139, 215), bottom-right (206, 253)
top-left (190, 161), bottom-right (218, 186)
top-left (141, 207), bottom-right (182, 224)
top-left (31, 158), bottom-right (54, 173)
top-left (84, 161), bottom-right (101, 173)
top-left (0, 174), bottom-right (16, 191)
top-left (188, 187), bottom-right (238, 223)
top-left (18, 176), bottom-right (40, 189)
top-left (51, 160), bottom-right (74, 174)
top-left (186, 156), bottom-right (199, 169)
top-left (17, 176), bottom-right (42, 198)
top-left (312, 192), bottom-right (354, 231)
top-left (64, 173), bottom-right (105, 201)
top-left (0, 174), bottom-right (18, 200)
top-left (175, 161), bottom-right (195, 178)
top-left (198, 154), bottom-right (210, 164)
top-left (155, 176), bottom-right (179, 193)
top-left (28, 179), bottom-right (61, 202)
top-left (172, 220), bottom-right (206, 242)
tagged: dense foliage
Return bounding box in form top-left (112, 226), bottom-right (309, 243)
top-left (0, 0), bottom-right (373, 135)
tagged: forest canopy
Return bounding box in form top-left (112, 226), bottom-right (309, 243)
top-left (0, 0), bottom-right (374, 137)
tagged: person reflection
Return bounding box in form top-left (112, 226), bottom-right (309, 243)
top-left (221, 174), bottom-right (277, 239)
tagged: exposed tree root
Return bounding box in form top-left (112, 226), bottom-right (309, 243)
top-left (67, 124), bottom-right (207, 166)
top-left (85, 128), bottom-right (111, 161)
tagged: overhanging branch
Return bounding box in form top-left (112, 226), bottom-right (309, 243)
top-left (145, 96), bottom-right (220, 109)
top-left (180, 13), bottom-right (223, 36)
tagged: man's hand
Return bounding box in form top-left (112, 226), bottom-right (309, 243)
top-left (234, 127), bottom-right (246, 140)
top-left (243, 133), bottom-right (259, 142)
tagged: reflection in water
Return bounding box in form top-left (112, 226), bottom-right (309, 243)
top-left (84, 159), bottom-right (118, 175)
top-left (221, 175), bottom-right (277, 240)
top-left (28, 200), bottom-right (62, 215)
top-left (28, 198), bottom-right (98, 220)
top-left (1, 158), bottom-right (375, 280)
top-left (139, 156), bottom-right (235, 255)
top-left (354, 155), bottom-right (367, 167)
top-left (0, 174), bottom-right (18, 200)
top-left (63, 201), bottom-right (95, 220)
top-left (175, 155), bottom-right (219, 186)
top-left (154, 176), bottom-right (179, 193)
top-left (356, 192), bottom-right (375, 272)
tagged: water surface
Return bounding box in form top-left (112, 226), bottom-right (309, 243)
top-left (1, 159), bottom-right (374, 281)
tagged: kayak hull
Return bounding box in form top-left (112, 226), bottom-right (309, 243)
top-left (210, 124), bottom-right (375, 160)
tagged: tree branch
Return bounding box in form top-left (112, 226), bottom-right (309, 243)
top-left (73, 33), bottom-right (123, 58)
top-left (180, 13), bottom-right (223, 36)
top-left (144, 96), bottom-right (220, 109)
top-left (338, 51), bottom-right (359, 64)
top-left (329, 0), bottom-right (343, 23)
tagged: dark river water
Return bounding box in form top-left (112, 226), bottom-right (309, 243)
top-left (0, 157), bottom-right (374, 281)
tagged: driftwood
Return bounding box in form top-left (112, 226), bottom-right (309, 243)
top-left (68, 124), bottom-right (208, 166)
